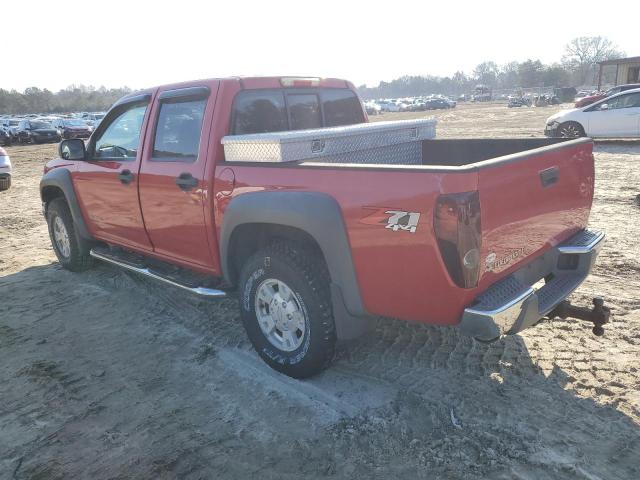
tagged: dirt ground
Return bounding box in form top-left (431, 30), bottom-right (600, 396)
top-left (1, 103), bottom-right (639, 479)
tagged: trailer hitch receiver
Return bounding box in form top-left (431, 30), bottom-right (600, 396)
top-left (549, 297), bottom-right (610, 336)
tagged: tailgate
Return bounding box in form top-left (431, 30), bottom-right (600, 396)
top-left (477, 138), bottom-right (594, 286)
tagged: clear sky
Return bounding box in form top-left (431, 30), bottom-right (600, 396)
top-left (3, 0), bottom-right (638, 91)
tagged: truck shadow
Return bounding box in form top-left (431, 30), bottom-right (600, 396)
top-left (1, 263), bottom-right (638, 479)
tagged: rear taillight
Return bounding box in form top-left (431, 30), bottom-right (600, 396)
top-left (434, 191), bottom-right (482, 288)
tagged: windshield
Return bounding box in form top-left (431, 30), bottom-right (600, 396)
top-left (9, 120), bottom-right (19, 126)
top-left (31, 121), bottom-right (53, 129)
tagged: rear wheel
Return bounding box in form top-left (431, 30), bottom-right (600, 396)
top-left (46, 198), bottom-right (94, 271)
top-left (238, 240), bottom-right (336, 378)
top-left (558, 121), bottom-right (585, 138)
top-left (0, 176), bottom-right (10, 191)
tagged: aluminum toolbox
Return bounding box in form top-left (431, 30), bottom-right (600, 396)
top-left (221, 118), bottom-right (437, 164)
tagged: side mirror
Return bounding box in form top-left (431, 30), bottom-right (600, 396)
top-left (600, 103), bottom-right (609, 110)
top-left (59, 138), bottom-right (87, 160)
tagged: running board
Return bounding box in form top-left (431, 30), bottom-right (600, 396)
top-left (89, 248), bottom-right (228, 298)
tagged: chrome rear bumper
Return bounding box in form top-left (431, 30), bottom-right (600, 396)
top-left (459, 229), bottom-right (605, 341)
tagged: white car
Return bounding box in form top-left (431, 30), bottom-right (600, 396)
top-left (0, 147), bottom-right (11, 191)
top-left (545, 88), bottom-right (640, 138)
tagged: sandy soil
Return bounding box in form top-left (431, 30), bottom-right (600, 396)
top-left (1, 103), bottom-right (639, 479)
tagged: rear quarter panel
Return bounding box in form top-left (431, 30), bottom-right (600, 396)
top-left (214, 164), bottom-right (480, 325)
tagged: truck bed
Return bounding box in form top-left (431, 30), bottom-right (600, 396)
top-left (218, 136), bottom-right (595, 325)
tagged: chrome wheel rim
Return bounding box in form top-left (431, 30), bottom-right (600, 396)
top-left (255, 278), bottom-right (306, 352)
top-left (560, 124), bottom-right (581, 138)
top-left (53, 216), bottom-right (71, 258)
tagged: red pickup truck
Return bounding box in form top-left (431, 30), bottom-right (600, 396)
top-left (40, 76), bottom-right (607, 378)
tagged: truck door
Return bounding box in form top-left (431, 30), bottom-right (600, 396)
top-left (138, 83), bottom-right (219, 269)
top-left (73, 94), bottom-right (154, 251)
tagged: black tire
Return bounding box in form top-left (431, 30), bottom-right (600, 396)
top-left (238, 240), bottom-right (336, 378)
top-left (0, 176), bottom-right (10, 191)
top-left (558, 121), bottom-right (585, 138)
top-left (46, 197), bottom-right (94, 272)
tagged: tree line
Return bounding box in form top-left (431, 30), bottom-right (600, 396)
top-left (358, 36), bottom-right (625, 99)
top-left (0, 85), bottom-right (132, 115)
top-left (0, 37), bottom-right (626, 113)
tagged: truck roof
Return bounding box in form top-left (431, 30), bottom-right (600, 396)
top-left (116, 77), bottom-right (354, 106)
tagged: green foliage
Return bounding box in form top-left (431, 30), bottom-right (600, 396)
top-left (0, 85), bottom-right (132, 115)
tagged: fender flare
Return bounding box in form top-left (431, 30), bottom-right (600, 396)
top-left (220, 191), bottom-right (367, 322)
top-left (40, 168), bottom-right (92, 239)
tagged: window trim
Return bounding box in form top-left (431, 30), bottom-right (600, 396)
top-left (149, 91), bottom-right (210, 163)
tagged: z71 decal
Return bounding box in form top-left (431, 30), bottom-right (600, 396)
top-left (360, 208), bottom-right (421, 234)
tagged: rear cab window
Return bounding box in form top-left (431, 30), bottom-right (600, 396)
top-left (152, 99), bottom-right (206, 161)
top-left (231, 88), bottom-right (365, 135)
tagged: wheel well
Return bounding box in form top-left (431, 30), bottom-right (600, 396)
top-left (41, 186), bottom-right (65, 206)
top-left (227, 223), bottom-right (328, 286)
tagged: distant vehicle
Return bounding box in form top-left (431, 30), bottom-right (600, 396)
top-left (553, 87), bottom-right (577, 103)
top-left (508, 97), bottom-right (531, 108)
top-left (82, 112), bottom-right (106, 127)
top-left (0, 147), bottom-right (11, 191)
top-left (16, 119), bottom-right (61, 144)
top-left (364, 101), bottom-right (381, 115)
top-left (545, 88), bottom-right (640, 138)
top-left (1, 126), bottom-right (12, 146)
top-left (472, 84), bottom-right (492, 102)
top-left (424, 98), bottom-right (452, 110)
top-left (52, 118), bottom-right (92, 139)
top-left (575, 84), bottom-right (640, 108)
top-left (1, 118), bottom-right (20, 141)
top-left (377, 100), bottom-right (400, 112)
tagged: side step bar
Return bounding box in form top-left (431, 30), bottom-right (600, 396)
top-left (90, 248), bottom-right (228, 298)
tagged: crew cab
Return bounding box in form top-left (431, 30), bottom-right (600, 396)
top-left (40, 76), bottom-right (606, 378)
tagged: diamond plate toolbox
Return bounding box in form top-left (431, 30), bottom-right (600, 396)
top-left (221, 118), bottom-right (437, 164)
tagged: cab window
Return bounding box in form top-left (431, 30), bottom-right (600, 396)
top-left (152, 99), bottom-right (206, 161)
top-left (92, 102), bottom-right (148, 160)
top-left (322, 89), bottom-right (365, 126)
top-left (232, 91), bottom-right (287, 135)
top-left (288, 94), bottom-right (321, 130)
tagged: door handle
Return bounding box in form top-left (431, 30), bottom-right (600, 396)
top-left (176, 172), bottom-right (198, 191)
top-left (118, 169), bottom-right (134, 185)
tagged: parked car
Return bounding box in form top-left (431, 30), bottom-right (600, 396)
top-left (377, 100), bottom-right (400, 112)
top-left (554, 87), bottom-right (577, 103)
top-left (545, 88), bottom-right (640, 138)
top-left (17, 119), bottom-right (61, 144)
top-left (364, 101), bottom-right (381, 115)
top-left (424, 98), bottom-right (451, 110)
top-left (0, 147), bottom-right (11, 191)
top-left (1, 118), bottom-right (20, 141)
top-left (82, 112), bottom-right (106, 128)
top-left (52, 118), bottom-right (93, 139)
top-left (1, 126), bottom-right (12, 146)
top-left (41, 76), bottom-right (606, 378)
top-left (508, 96), bottom-right (531, 108)
top-left (575, 83), bottom-right (640, 108)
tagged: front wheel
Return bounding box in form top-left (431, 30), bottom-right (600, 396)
top-left (46, 198), bottom-right (94, 271)
top-left (558, 121), bottom-right (585, 138)
top-left (238, 241), bottom-right (336, 378)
